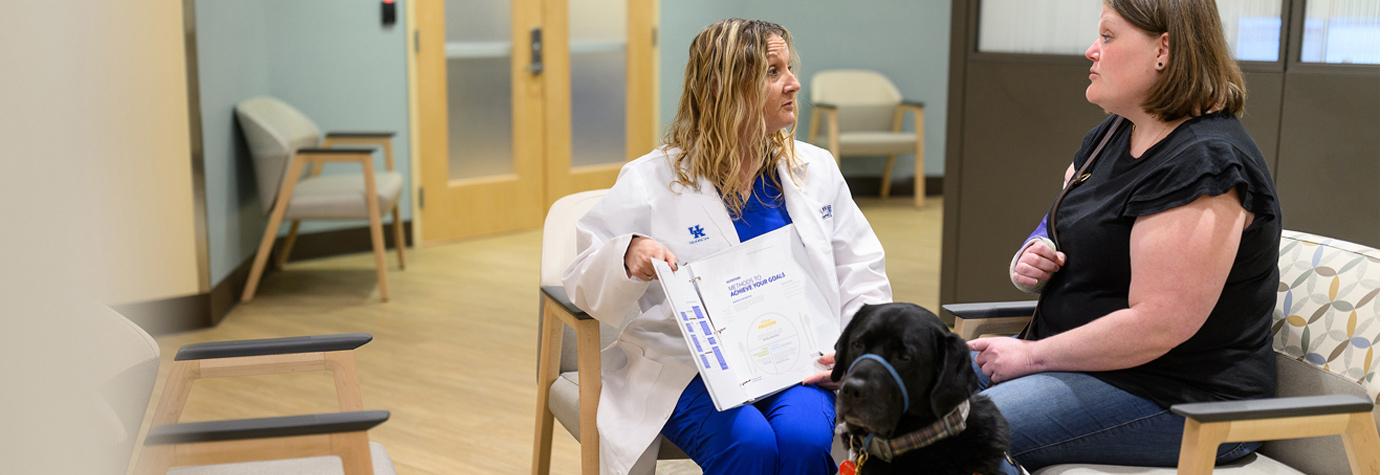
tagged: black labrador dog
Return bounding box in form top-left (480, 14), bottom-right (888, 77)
top-left (832, 302), bottom-right (1011, 474)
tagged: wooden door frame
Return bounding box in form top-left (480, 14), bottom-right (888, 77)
top-left (541, 0), bottom-right (657, 207)
top-left (412, 0), bottom-right (548, 245)
top-left (410, 0), bottom-right (656, 244)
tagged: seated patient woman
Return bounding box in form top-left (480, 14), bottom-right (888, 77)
top-left (563, 18), bottom-right (892, 475)
top-left (969, 0), bottom-right (1282, 470)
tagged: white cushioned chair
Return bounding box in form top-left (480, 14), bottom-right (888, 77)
top-left (89, 306), bottom-right (396, 474)
top-left (234, 97), bottom-right (407, 303)
top-left (807, 69), bottom-right (926, 207)
top-left (945, 230), bottom-right (1380, 474)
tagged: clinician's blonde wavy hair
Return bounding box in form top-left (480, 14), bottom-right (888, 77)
top-left (663, 18), bottom-right (799, 217)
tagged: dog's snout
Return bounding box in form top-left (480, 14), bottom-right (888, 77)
top-left (841, 376), bottom-right (868, 400)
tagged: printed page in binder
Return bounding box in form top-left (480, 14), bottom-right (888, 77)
top-left (652, 225), bottom-right (838, 411)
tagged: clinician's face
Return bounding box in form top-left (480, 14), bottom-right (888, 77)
top-left (1084, 6), bottom-right (1167, 115)
top-left (762, 35), bottom-right (800, 135)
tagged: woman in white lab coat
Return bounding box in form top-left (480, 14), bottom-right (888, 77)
top-left (562, 18), bottom-right (892, 475)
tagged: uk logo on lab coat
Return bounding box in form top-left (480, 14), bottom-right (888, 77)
top-left (688, 224), bottom-right (709, 245)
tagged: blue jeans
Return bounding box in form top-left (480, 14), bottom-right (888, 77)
top-left (661, 376), bottom-right (837, 475)
top-left (970, 351), bottom-right (1260, 472)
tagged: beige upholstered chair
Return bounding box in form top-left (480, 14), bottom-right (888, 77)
top-left (945, 230), bottom-right (1380, 474)
top-left (234, 97), bottom-right (407, 303)
top-left (531, 190), bottom-right (684, 475)
top-left (91, 306), bottom-right (395, 474)
top-left (807, 69), bottom-right (926, 207)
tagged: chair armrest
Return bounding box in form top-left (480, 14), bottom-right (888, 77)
top-left (898, 100), bottom-right (925, 109)
top-left (541, 286), bottom-right (594, 321)
top-left (941, 301), bottom-right (1038, 320)
top-left (812, 102), bottom-right (838, 110)
top-left (1171, 395), bottom-right (1374, 423)
top-left (175, 333), bottom-right (373, 361)
top-left (325, 131), bottom-right (395, 139)
top-left (145, 410), bottom-right (390, 445)
top-left (297, 147), bottom-right (376, 155)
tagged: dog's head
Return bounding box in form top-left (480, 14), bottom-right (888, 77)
top-left (832, 302), bottom-right (978, 438)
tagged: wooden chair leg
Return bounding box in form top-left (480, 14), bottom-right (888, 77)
top-left (913, 109), bottom-right (925, 207)
top-left (1341, 412), bottom-right (1380, 474)
top-left (135, 360), bottom-right (199, 475)
top-left (391, 205), bottom-right (407, 270)
top-left (275, 220), bottom-right (302, 270)
top-left (1176, 419), bottom-right (1228, 475)
top-left (880, 154), bottom-right (897, 199)
top-left (577, 319), bottom-right (602, 475)
top-left (326, 350), bottom-right (366, 411)
top-left (532, 303), bottom-right (565, 475)
top-left (243, 157), bottom-right (304, 302)
top-left (361, 160), bottom-right (390, 302)
top-left (331, 431), bottom-right (376, 475)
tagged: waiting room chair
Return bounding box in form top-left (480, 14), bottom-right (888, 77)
top-left (235, 97), bottom-right (407, 303)
top-left (944, 230), bottom-right (1380, 474)
top-left (531, 190), bottom-right (849, 475)
top-left (90, 304), bottom-right (395, 474)
top-left (807, 69), bottom-right (926, 207)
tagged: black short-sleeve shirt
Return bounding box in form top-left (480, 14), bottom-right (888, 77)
top-left (1028, 112), bottom-right (1281, 407)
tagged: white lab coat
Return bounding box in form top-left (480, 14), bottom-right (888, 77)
top-left (562, 141), bottom-right (893, 474)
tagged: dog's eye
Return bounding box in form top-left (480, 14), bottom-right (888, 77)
top-left (896, 350), bottom-right (912, 362)
top-left (851, 342), bottom-right (864, 354)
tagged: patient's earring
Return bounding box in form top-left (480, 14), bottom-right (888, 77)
top-left (1156, 61), bottom-right (1164, 70)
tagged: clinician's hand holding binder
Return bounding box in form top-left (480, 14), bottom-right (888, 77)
top-left (652, 225), bottom-right (839, 411)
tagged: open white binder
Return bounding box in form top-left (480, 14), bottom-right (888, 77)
top-left (652, 225), bottom-right (840, 411)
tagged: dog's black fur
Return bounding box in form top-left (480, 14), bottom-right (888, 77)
top-left (833, 303), bottom-right (1011, 474)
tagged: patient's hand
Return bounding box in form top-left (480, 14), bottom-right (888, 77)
top-left (968, 337), bottom-right (1044, 383)
top-left (1012, 241), bottom-right (1067, 289)
top-left (801, 353), bottom-right (839, 391)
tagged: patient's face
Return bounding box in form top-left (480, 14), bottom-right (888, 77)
top-left (762, 35), bottom-right (800, 135)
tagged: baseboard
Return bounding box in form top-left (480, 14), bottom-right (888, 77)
top-left (846, 175), bottom-right (943, 197)
top-left (121, 220), bottom-right (412, 336)
top-left (113, 293), bottom-right (213, 336)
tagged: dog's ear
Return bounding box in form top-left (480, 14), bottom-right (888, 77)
top-left (926, 320), bottom-right (979, 415)
top-left (832, 303), bottom-right (875, 382)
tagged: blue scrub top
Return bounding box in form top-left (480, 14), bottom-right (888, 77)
top-left (730, 172), bottom-right (793, 243)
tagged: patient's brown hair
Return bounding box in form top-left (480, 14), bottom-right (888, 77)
top-left (1108, 0), bottom-right (1246, 120)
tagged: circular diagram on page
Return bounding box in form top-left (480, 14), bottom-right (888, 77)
top-left (745, 313), bottom-right (803, 375)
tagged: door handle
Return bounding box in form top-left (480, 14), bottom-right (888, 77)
top-left (529, 27), bottom-right (543, 75)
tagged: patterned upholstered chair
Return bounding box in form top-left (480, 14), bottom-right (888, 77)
top-left (944, 230), bottom-right (1380, 474)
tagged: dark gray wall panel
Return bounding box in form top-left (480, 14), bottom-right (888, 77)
top-left (1274, 72), bottom-right (1379, 247)
top-left (1239, 71), bottom-right (1284, 174)
top-left (952, 60), bottom-right (1106, 303)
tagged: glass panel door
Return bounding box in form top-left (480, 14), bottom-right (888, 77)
top-left (445, 0), bottom-right (514, 179)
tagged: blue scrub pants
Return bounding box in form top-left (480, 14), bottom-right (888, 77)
top-left (661, 375), bottom-right (837, 475)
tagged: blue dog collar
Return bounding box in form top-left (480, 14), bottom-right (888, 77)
top-left (850, 353), bottom-right (909, 414)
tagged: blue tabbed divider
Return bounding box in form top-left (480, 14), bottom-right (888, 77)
top-left (690, 334), bottom-right (704, 351)
top-left (708, 337), bottom-right (717, 345)
top-left (685, 322), bottom-right (694, 333)
top-left (700, 354), bottom-right (711, 369)
top-left (712, 346), bottom-right (728, 370)
top-left (699, 320), bottom-right (712, 335)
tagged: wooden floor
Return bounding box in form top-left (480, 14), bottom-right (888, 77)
top-left (144, 196), bottom-right (942, 474)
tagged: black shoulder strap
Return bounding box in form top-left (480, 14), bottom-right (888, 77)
top-left (1017, 115), bottom-right (1124, 341)
top-left (1046, 115), bottom-right (1125, 245)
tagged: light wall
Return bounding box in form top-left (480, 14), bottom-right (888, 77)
top-left (196, 0), bottom-right (413, 284)
top-left (659, 0), bottom-right (952, 177)
top-left (3, 1), bottom-right (199, 472)
top-left (2, 1), bottom-right (200, 305)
